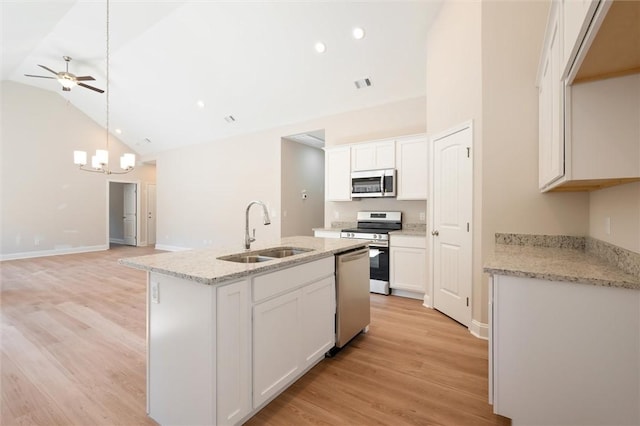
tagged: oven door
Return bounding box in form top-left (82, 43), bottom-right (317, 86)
top-left (369, 245), bottom-right (389, 282)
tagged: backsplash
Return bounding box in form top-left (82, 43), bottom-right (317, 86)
top-left (495, 233), bottom-right (640, 278)
top-left (325, 199), bottom-right (427, 228)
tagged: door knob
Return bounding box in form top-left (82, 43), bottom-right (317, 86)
top-left (431, 230), bottom-right (439, 236)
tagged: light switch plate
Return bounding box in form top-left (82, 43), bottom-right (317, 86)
top-left (151, 281), bottom-right (159, 303)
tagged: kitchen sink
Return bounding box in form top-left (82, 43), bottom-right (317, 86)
top-left (217, 247), bottom-right (313, 263)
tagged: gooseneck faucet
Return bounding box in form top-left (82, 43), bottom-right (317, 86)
top-left (245, 200), bottom-right (271, 249)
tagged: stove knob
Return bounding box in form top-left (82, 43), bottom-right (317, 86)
top-left (373, 234), bottom-right (378, 239)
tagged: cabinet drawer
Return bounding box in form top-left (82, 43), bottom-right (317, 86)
top-left (253, 256), bottom-right (334, 302)
top-left (390, 235), bottom-right (426, 249)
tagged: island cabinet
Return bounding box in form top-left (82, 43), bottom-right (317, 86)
top-left (252, 257), bottom-right (335, 409)
top-left (489, 275), bottom-right (640, 425)
top-left (147, 256), bottom-right (335, 426)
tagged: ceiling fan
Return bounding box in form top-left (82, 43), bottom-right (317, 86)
top-left (24, 56), bottom-right (104, 93)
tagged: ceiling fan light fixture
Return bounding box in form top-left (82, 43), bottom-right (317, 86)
top-left (58, 75), bottom-right (77, 89)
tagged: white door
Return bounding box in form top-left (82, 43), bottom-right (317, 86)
top-left (431, 123), bottom-right (472, 327)
top-left (123, 183), bottom-right (137, 246)
top-left (147, 184), bottom-right (157, 246)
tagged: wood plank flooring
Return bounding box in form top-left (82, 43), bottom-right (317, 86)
top-left (1, 245), bottom-right (509, 425)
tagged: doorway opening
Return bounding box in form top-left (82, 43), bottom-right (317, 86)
top-left (108, 180), bottom-right (140, 247)
top-left (280, 130), bottom-right (325, 237)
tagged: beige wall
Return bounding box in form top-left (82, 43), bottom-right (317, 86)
top-left (156, 96), bottom-right (428, 251)
top-left (426, 0), bottom-right (594, 326)
top-left (0, 81), bottom-right (156, 259)
top-left (589, 182), bottom-right (640, 253)
top-left (281, 139), bottom-right (325, 237)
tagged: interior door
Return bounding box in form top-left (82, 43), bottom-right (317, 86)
top-left (123, 183), bottom-right (137, 246)
top-left (431, 124), bottom-right (472, 327)
top-left (147, 184), bottom-right (157, 246)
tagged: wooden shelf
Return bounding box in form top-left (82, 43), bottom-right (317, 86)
top-left (574, 0), bottom-right (640, 84)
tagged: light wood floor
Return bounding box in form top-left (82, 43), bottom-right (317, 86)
top-left (1, 245), bottom-right (509, 425)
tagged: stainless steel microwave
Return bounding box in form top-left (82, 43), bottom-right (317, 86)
top-left (351, 169), bottom-right (396, 198)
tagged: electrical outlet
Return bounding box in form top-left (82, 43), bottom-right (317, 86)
top-left (334, 211), bottom-right (340, 219)
top-left (605, 217), bottom-right (611, 235)
top-left (151, 281), bottom-right (160, 303)
top-left (419, 212), bottom-right (426, 221)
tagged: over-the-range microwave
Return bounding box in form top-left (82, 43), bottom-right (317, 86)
top-left (351, 169), bottom-right (396, 198)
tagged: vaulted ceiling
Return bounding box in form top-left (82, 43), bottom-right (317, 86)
top-left (1, 1), bottom-right (441, 158)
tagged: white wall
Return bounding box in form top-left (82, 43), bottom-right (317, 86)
top-left (281, 139), bottom-right (324, 237)
top-left (589, 182), bottom-right (640, 253)
top-left (0, 81), bottom-right (156, 259)
top-left (156, 96), bottom-right (427, 251)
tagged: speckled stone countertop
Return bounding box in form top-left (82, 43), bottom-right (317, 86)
top-left (484, 235), bottom-right (640, 290)
top-left (119, 236), bottom-right (367, 286)
top-left (390, 229), bottom-right (427, 237)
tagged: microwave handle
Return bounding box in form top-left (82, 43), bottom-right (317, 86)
top-left (380, 175), bottom-right (385, 195)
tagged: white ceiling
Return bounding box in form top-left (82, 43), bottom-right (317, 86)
top-left (1, 1), bottom-right (442, 158)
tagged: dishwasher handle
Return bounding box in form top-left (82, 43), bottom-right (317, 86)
top-left (339, 248), bottom-right (369, 263)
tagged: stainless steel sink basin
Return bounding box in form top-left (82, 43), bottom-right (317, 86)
top-left (217, 247), bottom-right (313, 263)
top-left (217, 254), bottom-right (274, 263)
top-left (256, 247), bottom-right (313, 258)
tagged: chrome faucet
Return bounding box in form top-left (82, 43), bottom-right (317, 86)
top-left (245, 200), bottom-right (271, 249)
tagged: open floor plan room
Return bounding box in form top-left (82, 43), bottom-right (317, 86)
top-left (1, 246), bottom-right (507, 425)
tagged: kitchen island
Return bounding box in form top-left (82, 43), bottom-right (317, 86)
top-left (120, 236), bottom-right (368, 426)
top-left (484, 234), bottom-right (640, 425)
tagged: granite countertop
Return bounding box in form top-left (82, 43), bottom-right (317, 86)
top-left (485, 242), bottom-right (640, 290)
top-left (390, 229), bottom-right (427, 237)
top-left (312, 227), bottom-right (342, 232)
top-left (119, 236), bottom-right (367, 286)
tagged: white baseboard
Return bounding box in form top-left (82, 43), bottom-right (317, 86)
top-left (154, 244), bottom-right (192, 252)
top-left (422, 293), bottom-right (432, 308)
top-left (390, 288), bottom-right (424, 300)
top-left (0, 244), bottom-right (109, 261)
top-left (469, 319), bottom-right (489, 340)
top-left (109, 238), bottom-right (125, 244)
top-left (138, 240), bottom-right (147, 247)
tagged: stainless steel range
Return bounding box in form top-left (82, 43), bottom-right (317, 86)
top-left (340, 211), bottom-right (402, 295)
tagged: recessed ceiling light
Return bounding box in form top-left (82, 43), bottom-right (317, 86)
top-left (352, 27), bottom-right (365, 40)
top-left (314, 42), bottom-right (326, 53)
top-left (224, 115), bottom-right (236, 123)
top-left (115, 128), bottom-right (122, 134)
top-left (196, 100), bottom-right (205, 108)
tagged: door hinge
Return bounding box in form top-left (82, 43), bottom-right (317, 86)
top-left (466, 297), bottom-right (469, 307)
top-left (466, 222), bottom-right (470, 232)
top-left (466, 147), bottom-right (471, 158)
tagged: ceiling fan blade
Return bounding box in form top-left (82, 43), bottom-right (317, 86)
top-left (37, 64), bottom-right (58, 75)
top-left (75, 76), bottom-right (96, 81)
top-left (24, 74), bottom-right (56, 79)
top-left (78, 82), bottom-right (104, 93)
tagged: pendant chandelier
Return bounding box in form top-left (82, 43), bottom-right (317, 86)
top-left (73, 0), bottom-right (135, 174)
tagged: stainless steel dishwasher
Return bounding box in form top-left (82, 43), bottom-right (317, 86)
top-left (335, 246), bottom-right (371, 348)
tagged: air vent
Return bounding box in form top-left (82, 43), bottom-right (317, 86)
top-left (224, 115), bottom-right (236, 123)
top-left (354, 78), bottom-right (372, 89)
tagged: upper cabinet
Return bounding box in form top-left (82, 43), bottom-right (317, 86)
top-left (324, 146), bottom-right (351, 201)
top-left (396, 135), bottom-right (428, 200)
top-left (538, 0), bottom-right (640, 192)
top-left (351, 140), bottom-right (395, 171)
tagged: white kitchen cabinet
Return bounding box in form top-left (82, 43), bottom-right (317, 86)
top-left (252, 257), bottom-right (335, 410)
top-left (351, 140), bottom-right (395, 171)
top-left (216, 279), bottom-right (251, 425)
top-left (490, 274), bottom-right (640, 425)
top-left (313, 229), bottom-right (341, 239)
top-left (538, 0), bottom-right (640, 191)
top-left (395, 135), bottom-right (428, 200)
top-left (390, 234), bottom-right (426, 296)
top-left (324, 146), bottom-right (351, 201)
top-left (538, 2), bottom-right (564, 190)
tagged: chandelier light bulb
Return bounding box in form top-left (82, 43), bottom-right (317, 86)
top-left (74, 150), bottom-right (87, 166)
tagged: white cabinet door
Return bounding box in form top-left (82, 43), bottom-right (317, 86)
top-left (562, 0), bottom-right (598, 74)
top-left (390, 236), bottom-right (426, 294)
top-left (252, 290), bottom-right (302, 409)
top-left (396, 136), bottom-right (428, 200)
top-left (216, 280), bottom-right (251, 426)
top-left (300, 276), bottom-right (335, 367)
top-left (351, 140), bottom-right (395, 171)
top-left (538, 5), bottom-right (565, 190)
top-left (325, 146), bottom-right (351, 201)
